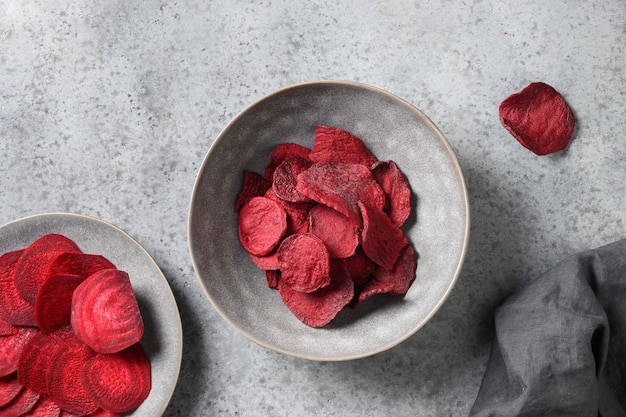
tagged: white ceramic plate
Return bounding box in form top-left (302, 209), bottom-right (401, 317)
top-left (188, 80), bottom-right (470, 361)
top-left (0, 212), bottom-right (182, 416)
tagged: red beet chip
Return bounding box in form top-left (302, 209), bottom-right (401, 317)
top-left (14, 234), bottom-right (82, 304)
top-left (238, 196), bottom-right (288, 257)
top-left (0, 386), bottom-right (40, 415)
top-left (499, 82), bottom-right (575, 155)
top-left (71, 269), bottom-right (144, 354)
top-left (18, 327), bottom-right (74, 396)
top-left (264, 143), bottom-right (311, 181)
top-left (0, 249), bottom-right (37, 327)
top-left (264, 188), bottom-right (311, 235)
top-left (272, 157), bottom-right (312, 203)
top-left (278, 260), bottom-right (354, 328)
top-left (359, 201), bottom-right (409, 270)
top-left (371, 160), bottom-right (412, 227)
top-left (34, 274), bottom-right (85, 332)
top-left (82, 344), bottom-right (151, 414)
top-left (278, 233), bottom-right (331, 293)
top-left (0, 372), bottom-right (22, 407)
top-left (309, 205), bottom-right (359, 259)
top-left (0, 326), bottom-right (38, 377)
top-left (308, 125), bottom-right (378, 167)
top-left (46, 334), bottom-right (98, 416)
top-left (296, 161), bottom-right (386, 228)
top-left (234, 170), bottom-right (272, 214)
top-left (21, 396), bottom-right (61, 417)
top-left (355, 244), bottom-right (417, 306)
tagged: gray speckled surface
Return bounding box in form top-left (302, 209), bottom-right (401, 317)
top-left (1, 1), bottom-right (625, 416)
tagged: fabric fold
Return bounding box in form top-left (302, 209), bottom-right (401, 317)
top-left (470, 239), bottom-right (626, 417)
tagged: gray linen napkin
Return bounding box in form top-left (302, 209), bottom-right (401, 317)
top-left (469, 238), bottom-right (626, 417)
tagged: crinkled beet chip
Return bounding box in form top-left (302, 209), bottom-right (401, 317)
top-left (499, 82), bottom-right (575, 155)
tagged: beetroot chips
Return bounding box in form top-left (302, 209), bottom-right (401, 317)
top-left (499, 82), bottom-right (575, 155)
top-left (237, 125), bottom-right (417, 327)
top-left (0, 234), bottom-right (151, 416)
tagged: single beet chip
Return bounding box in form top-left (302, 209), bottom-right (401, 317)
top-left (0, 249), bottom-right (37, 327)
top-left (308, 205), bottom-right (359, 259)
top-left (499, 82), bottom-right (575, 155)
top-left (82, 343), bottom-right (151, 414)
top-left (278, 260), bottom-right (354, 328)
top-left (46, 334), bottom-right (98, 416)
top-left (18, 327), bottom-right (75, 397)
top-left (13, 234), bottom-right (82, 305)
top-left (71, 269), bottom-right (144, 354)
top-left (296, 161), bottom-right (386, 228)
top-left (34, 274), bottom-right (86, 332)
top-left (272, 157), bottom-right (312, 203)
top-left (308, 125), bottom-right (378, 167)
top-left (277, 233), bottom-right (330, 293)
top-left (238, 196), bottom-right (287, 257)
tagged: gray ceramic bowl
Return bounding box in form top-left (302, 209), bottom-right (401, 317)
top-left (0, 213), bottom-right (182, 416)
top-left (188, 80), bottom-right (469, 361)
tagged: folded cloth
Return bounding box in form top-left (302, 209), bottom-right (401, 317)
top-left (469, 239), bottom-right (626, 417)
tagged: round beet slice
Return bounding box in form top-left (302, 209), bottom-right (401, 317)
top-left (309, 205), bottom-right (359, 259)
top-left (499, 82), bottom-right (575, 155)
top-left (0, 249), bottom-right (37, 327)
top-left (238, 196), bottom-right (288, 257)
top-left (308, 125), bottom-right (378, 167)
top-left (71, 269), bottom-right (144, 354)
top-left (82, 343), bottom-right (151, 414)
top-left (371, 160), bottom-right (412, 227)
top-left (34, 274), bottom-right (85, 332)
top-left (272, 157), bottom-right (312, 203)
top-left (13, 234), bottom-right (82, 304)
top-left (278, 260), bottom-right (354, 328)
top-left (46, 334), bottom-right (98, 416)
top-left (18, 327), bottom-right (74, 396)
top-left (277, 233), bottom-right (331, 293)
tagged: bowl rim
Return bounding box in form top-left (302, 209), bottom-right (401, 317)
top-left (187, 79), bottom-right (470, 361)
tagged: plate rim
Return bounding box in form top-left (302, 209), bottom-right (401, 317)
top-left (0, 211), bottom-right (183, 415)
top-left (188, 80), bottom-right (471, 361)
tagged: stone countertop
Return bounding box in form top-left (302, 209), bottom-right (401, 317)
top-left (1, 1), bottom-right (624, 416)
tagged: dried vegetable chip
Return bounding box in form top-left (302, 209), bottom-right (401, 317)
top-left (236, 125), bottom-right (418, 327)
top-left (308, 205), bottom-right (359, 259)
top-left (0, 385), bottom-right (40, 415)
top-left (309, 125), bottom-right (378, 167)
top-left (499, 82), bottom-right (575, 155)
top-left (278, 261), bottom-right (354, 328)
top-left (277, 233), bottom-right (331, 293)
top-left (238, 196), bottom-right (287, 257)
top-left (0, 372), bottom-right (22, 407)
